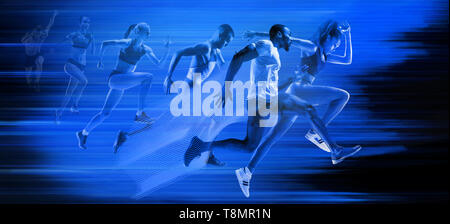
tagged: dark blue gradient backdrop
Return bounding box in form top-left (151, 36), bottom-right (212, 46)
top-left (0, 0), bottom-right (448, 203)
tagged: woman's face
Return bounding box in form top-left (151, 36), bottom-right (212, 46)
top-left (80, 17), bottom-right (90, 30)
top-left (323, 35), bottom-right (341, 54)
top-left (135, 27), bottom-right (150, 40)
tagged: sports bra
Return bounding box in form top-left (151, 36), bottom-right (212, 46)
top-left (118, 40), bottom-right (146, 65)
top-left (300, 47), bottom-right (327, 76)
top-left (72, 32), bottom-right (93, 49)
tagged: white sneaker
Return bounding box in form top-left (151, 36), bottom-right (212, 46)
top-left (331, 145), bottom-right (362, 165)
top-left (305, 129), bottom-right (331, 152)
top-left (235, 167), bottom-right (252, 198)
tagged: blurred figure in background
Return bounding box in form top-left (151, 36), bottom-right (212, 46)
top-left (55, 16), bottom-right (95, 123)
top-left (21, 10), bottom-right (58, 92)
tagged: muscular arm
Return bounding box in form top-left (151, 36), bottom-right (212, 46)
top-left (243, 31), bottom-right (270, 41)
top-left (21, 32), bottom-right (32, 43)
top-left (44, 11), bottom-right (58, 34)
top-left (219, 44), bottom-right (259, 106)
top-left (290, 37), bottom-right (317, 55)
top-left (98, 39), bottom-right (130, 64)
top-left (244, 30), bottom-right (316, 55)
top-left (166, 43), bottom-right (208, 79)
top-left (327, 29), bottom-right (352, 65)
top-left (90, 34), bottom-right (96, 55)
top-left (224, 44), bottom-right (259, 82)
top-left (145, 44), bottom-right (170, 67)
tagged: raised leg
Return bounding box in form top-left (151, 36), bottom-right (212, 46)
top-left (83, 89), bottom-right (124, 134)
top-left (108, 72), bottom-right (153, 116)
top-left (57, 63), bottom-right (87, 119)
top-left (33, 56), bottom-right (44, 91)
top-left (211, 115), bottom-right (267, 152)
top-left (247, 113), bottom-right (297, 173)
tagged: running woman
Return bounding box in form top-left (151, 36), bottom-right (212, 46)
top-left (112, 24), bottom-right (234, 157)
top-left (55, 16), bottom-right (95, 123)
top-left (21, 10), bottom-right (58, 91)
top-left (235, 20), bottom-right (361, 198)
top-left (76, 23), bottom-right (170, 150)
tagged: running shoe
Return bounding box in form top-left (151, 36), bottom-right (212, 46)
top-left (134, 112), bottom-right (154, 124)
top-left (70, 105), bottom-right (79, 114)
top-left (113, 130), bottom-right (128, 153)
top-left (76, 130), bottom-right (88, 150)
top-left (207, 153), bottom-right (225, 166)
top-left (331, 145), bottom-right (362, 165)
top-left (184, 136), bottom-right (203, 167)
top-left (235, 167), bottom-right (252, 198)
top-left (55, 110), bottom-right (61, 125)
top-left (305, 129), bottom-right (331, 152)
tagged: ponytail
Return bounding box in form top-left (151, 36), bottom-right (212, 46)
top-left (124, 24), bottom-right (137, 38)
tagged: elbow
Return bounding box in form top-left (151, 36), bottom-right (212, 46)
top-left (346, 57), bottom-right (352, 65)
top-left (342, 59), bottom-right (352, 65)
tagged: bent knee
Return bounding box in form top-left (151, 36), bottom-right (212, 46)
top-left (35, 56), bottom-right (44, 65)
top-left (99, 110), bottom-right (112, 117)
top-left (80, 78), bottom-right (88, 86)
top-left (337, 89), bottom-right (350, 102)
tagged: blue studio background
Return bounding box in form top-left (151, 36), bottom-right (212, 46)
top-left (0, 0), bottom-right (448, 203)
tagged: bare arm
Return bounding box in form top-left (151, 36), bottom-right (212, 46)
top-left (242, 31), bottom-right (269, 41)
top-left (44, 10), bottom-right (58, 34)
top-left (212, 48), bottom-right (226, 71)
top-left (224, 44), bottom-right (258, 82)
top-left (244, 30), bottom-right (316, 55)
top-left (90, 34), bottom-right (96, 55)
top-left (163, 43), bottom-right (209, 94)
top-left (21, 32), bottom-right (32, 43)
top-left (97, 39), bottom-right (130, 69)
top-left (290, 37), bottom-right (317, 55)
top-left (219, 44), bottom-right (259, 106)
top-left (144, 39), bottom-right (170, 67)
top-left (60, 32), bottom-right (76, 43)
top-left (327, 23), bottom-right (352, 65)
top-left (166, 44), bottom-right (208, 79)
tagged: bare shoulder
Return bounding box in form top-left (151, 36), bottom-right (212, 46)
top-left (254, 39), bottom-right (274, 56)
top-left (193, 42), bottom-right (210, 54)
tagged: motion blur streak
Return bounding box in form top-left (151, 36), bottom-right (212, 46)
top-left (0, 0), bottom-right (448, 203)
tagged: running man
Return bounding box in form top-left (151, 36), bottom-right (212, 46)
top-left (235, 20), bottom-right (361, 198)
top-left (56, 16), bottom-right (95, 123)
top-left (183, 24), bottom-right (315, 167)
top-left (21, 10), bottom-right (58, 91)
top-left (76, 23), bottom-right (169, 150)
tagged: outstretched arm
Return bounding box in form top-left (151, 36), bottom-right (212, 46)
top-left (244, 30), bottom-right (316, 55)
top-left (219, 44), bottom-right (259, 106)
top-left (44, 10), bottom-right (58, 34)
top-left (97, 39), bottom-right (130, 69)
top-left (144, 38), bottom-right (171, 67)
top-left (21, 32), bottom-right (32, 43)
top-left (327, 22), bottom-right (352, 65)
top-left (163, 43), bottom-right (208, 94)
top-left (290, 37), bottom-right (317, 55)
top-left (90, 34), bottom-right (96, 55)
top-left (224, 44), bottom-right (258, 82)
top-left (242, 30), bottom-right (270, 41)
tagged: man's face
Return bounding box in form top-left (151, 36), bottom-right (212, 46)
top-left (80, 17), bottom-right (90, 30)
top-left (278, 27), bottom-right (292, 51)
top-left (217, 33), bottom-right (233, 49)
